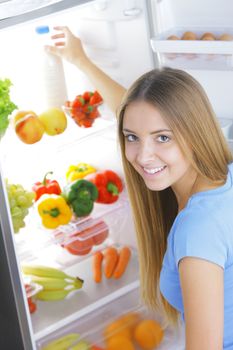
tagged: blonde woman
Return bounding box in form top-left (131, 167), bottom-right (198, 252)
top-left (47, 27), bottom-right (233, 349)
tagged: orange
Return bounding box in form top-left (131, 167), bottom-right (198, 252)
top-left (103, 312), bottom-right (140, 342)
top-left (106, 336), bottom-right (135, 350)
top-left (133, 319), bottom-right (164, 350)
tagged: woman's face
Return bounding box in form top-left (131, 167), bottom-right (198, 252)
top-left (122, 100), bottom-right (194, 193)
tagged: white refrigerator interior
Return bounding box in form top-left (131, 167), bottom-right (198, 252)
top-left (0, 0), bottom-right (232, 349)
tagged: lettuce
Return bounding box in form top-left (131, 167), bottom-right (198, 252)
top-left (0, 78), bottom-right (18, 138)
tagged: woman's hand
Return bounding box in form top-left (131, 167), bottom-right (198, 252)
top-left (45, 26), bottom-right (89, 70)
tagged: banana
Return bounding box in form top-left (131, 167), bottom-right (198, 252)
top-left (42, 333), bottom-right (80, 350)
top-left (70, 340), bottom-right (90, 350)
top-left (36, 287), bottom-right (79, 301)
top-left (22, 265), bottom-right (77, 281)
top-left (30, 276), bottom-right (75, 290)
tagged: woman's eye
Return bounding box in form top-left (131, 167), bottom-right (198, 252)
top-left (157, 135), bottom-right (170, 143)
top-left (125, 134), bottom-right (138, 142)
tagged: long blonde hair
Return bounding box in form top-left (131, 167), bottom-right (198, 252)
top-left (117, 67), bottom-right (233, 324)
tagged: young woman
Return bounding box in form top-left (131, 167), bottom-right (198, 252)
top-left (47, 27), bottom-right (233, 349)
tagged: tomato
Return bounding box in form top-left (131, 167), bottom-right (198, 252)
top-left (64, 230), bottom-right (94, 256)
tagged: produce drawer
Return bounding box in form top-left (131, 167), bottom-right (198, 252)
top-left (37, 286), bottom-right (185, 350)
top-left (151, 27), bottom-right (233, 70)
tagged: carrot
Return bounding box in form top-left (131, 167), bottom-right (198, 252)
top-left (104, 246), bottom-right (119, 279)
top-left (113, 246), bottom-right (131, 279)
top-left (92, 251), bottom-right (104, 283)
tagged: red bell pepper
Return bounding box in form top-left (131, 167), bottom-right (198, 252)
top-left (32, 171), bottom-right (62, 201)
top-left (87, 170), bottom-right (123, 204)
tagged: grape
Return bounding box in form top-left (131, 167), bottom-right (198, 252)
top-left (5, 180), bottom-right (35, 233)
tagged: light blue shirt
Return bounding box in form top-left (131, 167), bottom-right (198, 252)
top-left (160, 163), bottom-right (233, 349)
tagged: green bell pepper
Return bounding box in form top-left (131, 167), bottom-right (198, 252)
top-left (63, 179), bottom-right (98, 217)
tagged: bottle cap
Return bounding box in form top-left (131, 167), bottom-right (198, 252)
top-left (35, 25), bottom-right (50, 34)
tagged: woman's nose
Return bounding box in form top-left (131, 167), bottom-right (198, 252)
top-left (136, 140), bottom-right (156, 163)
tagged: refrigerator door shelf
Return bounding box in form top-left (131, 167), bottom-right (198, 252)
top-left (31, 246), bottom-right (140, 341)
top-left (151, 27), bottom-right (233, 70)
top-left (37, 286), bottom-right (185, 350)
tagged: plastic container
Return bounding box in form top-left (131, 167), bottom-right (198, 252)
top-left (53, 197), bottom-right (129, 257)
top-left (151, 27), bottom-right (233, 70)
top-left (24, 278), bottom-right (43, 314)
top-left (35, 25), bottom-right (68, 111)
top-left (37, 287), bottom-right (185, 350)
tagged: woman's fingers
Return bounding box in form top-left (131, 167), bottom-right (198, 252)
top-left (51, 33), bottom-right (65, 40)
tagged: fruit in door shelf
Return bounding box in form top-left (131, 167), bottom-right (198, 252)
top-left (22, 265), bottom-right (84, 301)
top-left (70, 340), bottom-right (91, 350)
top-left (103, 247), bottom-right (119, 279)
top-left (92, 251), bottom-right (104, 283)
top-left (62, 219), bottom-right (109, 256)
top-left (42, 333), bottom-right (80, 350)
top-left (104, 312), bottom-right (141, 342)
top-left (64, 90), bottom-right (103, 128)
top-left (14, 110), bottom-right (45, 144)
top-left (86, 170), bottom-right (124, 204)
top-left (113, 246), bottom-right (131, 279)
top-left (106, 336), bottom-right (135, 350)
top-left (92, 245), bottom-right (131, 282)
top-left (38, 107), bottom-right (67, 135)
top-left (62, 179), bottom-right (98, 218)
top-left (66, 163), bottom-right (96, 183)
top-left (37, 194), bottom-right (72, 229)
top-left (0, 78), bottom-right (18, 138)
top-left (32, 171), bottom-right (62, 201)
top-left (133, 319), bottom-right (164, 350)
top-left (6, 180), bottom-right (35, 233)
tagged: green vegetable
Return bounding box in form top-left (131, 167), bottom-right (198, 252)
top-left (0, 78), bottom-right (17, 138)
top-left (63, 179), bottom-right (98, 217)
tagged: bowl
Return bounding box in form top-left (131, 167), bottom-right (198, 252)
top-left (63, 103), bottom-right (102, 128)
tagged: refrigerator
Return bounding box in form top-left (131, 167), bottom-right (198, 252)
top-left (0, 0), bottom-right (232, 349)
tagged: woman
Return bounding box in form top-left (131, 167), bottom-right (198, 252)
top-left (47, 27), bottom-right (233, 349)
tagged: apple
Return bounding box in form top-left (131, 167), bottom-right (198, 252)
top-left (14, 111), bottom-right (44, 144)
top-left (38, 107), bottom-right (67, 136)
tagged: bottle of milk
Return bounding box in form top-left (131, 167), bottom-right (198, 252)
top-left (35, 25), bottom-right (67, 111)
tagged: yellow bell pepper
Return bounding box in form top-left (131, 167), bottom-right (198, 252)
top-left (37, 194), bottom-right (72, 229)
top-left (66, 163), bottom-right (96, 183)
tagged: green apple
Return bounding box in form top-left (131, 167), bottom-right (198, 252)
top-left (38, 107), bottom-right (67, 136)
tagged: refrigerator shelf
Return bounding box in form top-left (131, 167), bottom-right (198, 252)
top-left (151, 27), bottom-right (233, 70)
top-left (37, 286), bottom-right (185, 350)
top-left (31, 245), bottom-right (139, 341)
top-left (15, 194), bottom-right (131, 265)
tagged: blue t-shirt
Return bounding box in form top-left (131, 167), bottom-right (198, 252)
top-left (160, 163), bottom-right (233, 349)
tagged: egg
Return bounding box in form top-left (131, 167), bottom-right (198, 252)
top-left (167, 35), bottom-right (180, 40)
top-left (200, 32), bottom-right (216, 41)
top-left (166, 35), bottom-right (180, 60)
top-left (181, 31), bottom-right (197, 40)
top-left (219, 33), bottom-right (233, 41)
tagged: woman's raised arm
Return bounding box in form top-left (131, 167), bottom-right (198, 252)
top-left (45, 26), bottom-right (126, 114)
